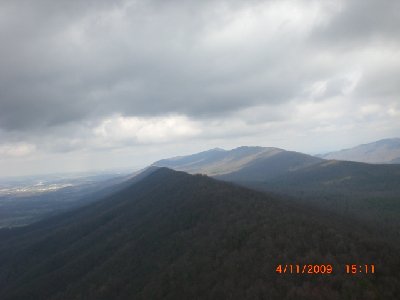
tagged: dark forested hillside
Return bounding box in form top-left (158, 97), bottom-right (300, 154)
top-left (154, 147), bottom-right (400, 239)
top-left (214, 150), bottom-right (322, 181)
top-left (223, 159), bottom-right (400, 238)
top-left (0, 168), bottom-right (399, 300)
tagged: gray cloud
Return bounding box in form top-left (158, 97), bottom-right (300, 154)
top-left (0, 0), bottom-right (319, 131)
top-left (312, 0), bottom-right (400, 45)
top-left (0, 0), bottom-right (399, 176)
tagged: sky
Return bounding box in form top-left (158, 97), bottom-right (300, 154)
top-left (0, 0), bottom-right (399, 177)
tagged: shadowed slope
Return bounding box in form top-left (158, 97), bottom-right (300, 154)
top-left (0, 168), bottom-right (399, 300)
top-left (153, 147), bottom-right (400, 233)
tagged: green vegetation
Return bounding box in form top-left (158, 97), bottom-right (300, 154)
top-left (231, 159), bottom-right (400, 239)
top-left (155, 146), bottom-right (400, 240)
top-left (0, 168), bottom-right (399, 299)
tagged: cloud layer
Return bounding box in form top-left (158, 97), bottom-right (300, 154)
top-left (0, 0), bottom-right (399, 176)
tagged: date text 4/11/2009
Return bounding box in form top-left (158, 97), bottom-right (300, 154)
top-left (276, 264), bottom-right (375, 275)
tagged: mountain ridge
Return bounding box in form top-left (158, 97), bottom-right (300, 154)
top-left (319, 138), bottom-right (400, 164)
top-left (152, 146), bottom-right (400, 232)
top-left (1, 167), bottom-right (399, 299)
top-left (153, 146), bottom-right (309, 176)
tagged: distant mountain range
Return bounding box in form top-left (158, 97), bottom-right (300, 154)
top-left (153, 146), bottom-right (322, 178)
top-left (319, 138), bottom-right (400, 164)
top-left (1, 168), bottom-right (399, 299)
top-left (153, 145), bottom-right (400, 229)
top-left (152, 145), bottom-right (400, 192)
top-left (2, 141), bottom-right (400, 299)
top-left (2, 138), bottom-right (398, 228)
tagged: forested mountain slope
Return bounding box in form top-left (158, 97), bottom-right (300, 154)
top-left (154, 147), bottom-right (400, 235)
top-left (0, 168), bottom-right (399, 300)
top-left (219, 159), bottom-right (400, 235)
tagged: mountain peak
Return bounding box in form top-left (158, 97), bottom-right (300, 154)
top-left (152, 146), bottom-right (320, 177)
top-left (210, 147), bottom-right (225, 152)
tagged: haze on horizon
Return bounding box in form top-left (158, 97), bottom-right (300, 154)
top-left (1, 0), bottom-right (399, 177)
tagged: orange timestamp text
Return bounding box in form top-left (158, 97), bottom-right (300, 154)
top-left (276, 264), bottom-right (333, 274)
top-left (276, 264), bottom-right (376, 275)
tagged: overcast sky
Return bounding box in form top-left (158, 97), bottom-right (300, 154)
top-left (0, 0), bottom-right (399, 177)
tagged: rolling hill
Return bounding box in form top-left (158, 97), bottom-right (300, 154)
top-left (153, 146), bottom-right (400, 197)
top-left (1, 168), bottom-right (399, 299)
top-left (153, 146), bottom-right (323, 178)
top-left (153, 147), bottom-right (400, 232)
top-left (319, 138), bottom-right (400, 164)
